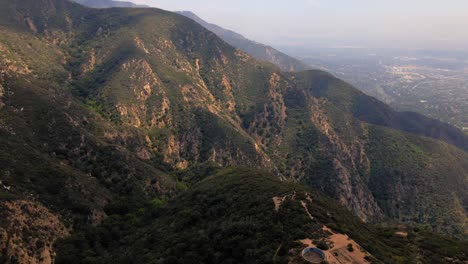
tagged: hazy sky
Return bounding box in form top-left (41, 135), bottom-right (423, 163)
top-left (125, 0), bottom-right (468, 50)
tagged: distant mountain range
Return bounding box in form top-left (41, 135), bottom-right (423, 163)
top-left (177, 11), bottom-right (310, 72)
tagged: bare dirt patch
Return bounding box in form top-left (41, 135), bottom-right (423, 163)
top-left (394, 231), bottom-right (408, 238)
top-left (302, 248), bottom-right (325, 263)
top-left (301, 226), bottom-right (370, 264)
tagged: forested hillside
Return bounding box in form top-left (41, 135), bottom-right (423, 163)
top-left (0, 0), bottom-right (466, 262)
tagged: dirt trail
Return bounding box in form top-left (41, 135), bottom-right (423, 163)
top-left (274, 192), bottom-right (370, 263)
top-left (300, 201), bottom-right (314, 220)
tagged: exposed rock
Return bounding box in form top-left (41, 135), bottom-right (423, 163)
top-left (180, 83), bottom-right (216, 106)
top-left (0, 82), bottom-right (4, 108)
top-left (0, 57), bottom-right (32, 76)
top-left (195, 58), bottom-right (200, 71)
top-left (272, 196), bottom-right (287, 211)
top-left (235, 49), bottom-right (251, 63)
top-left (175, 160), bottom-right (189, 170)
top-left (115, 59), bottom-right (173, 129)
top-left (134, 36), bottom-right (149, 54)
top-left (222, 75), bottom-right (236, 112)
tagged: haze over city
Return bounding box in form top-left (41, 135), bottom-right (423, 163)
top-left (123, 0), bottom-right (468, 50)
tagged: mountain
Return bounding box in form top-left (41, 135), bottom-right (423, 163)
top-left (0, 0), bottom-right (467, 262)
top-left (71, 0), bottom-right (147, 8)
top-left (177, 11), bottom-right (310, 72)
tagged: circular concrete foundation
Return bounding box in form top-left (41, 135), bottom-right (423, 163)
top-left (301, 247), bottom-right (325, 263)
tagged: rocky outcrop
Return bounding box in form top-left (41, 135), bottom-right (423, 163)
top-left (113, 59), bottom-right (171, 129)
top-left (0, 56), bottom-right (32, 77)
top-left (134, 37), bottom-right (149, 54)
top-left (222, 75), bottom-right (236, 112)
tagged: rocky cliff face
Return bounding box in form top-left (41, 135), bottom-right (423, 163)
top-left (0, 0), bottom-right (467, 261)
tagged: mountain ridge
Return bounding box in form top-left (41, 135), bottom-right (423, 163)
top-left (67, 1), bottom-right (311, 72)
top-left (177, 11), bottom-right (310, 72)
top-left (0, 0), bottom-right (466, 262)
top-left (71, 0), bottom-right (148, 8)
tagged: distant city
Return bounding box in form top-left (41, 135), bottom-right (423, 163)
top-left (282, 47), bottom-right (468, 133)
